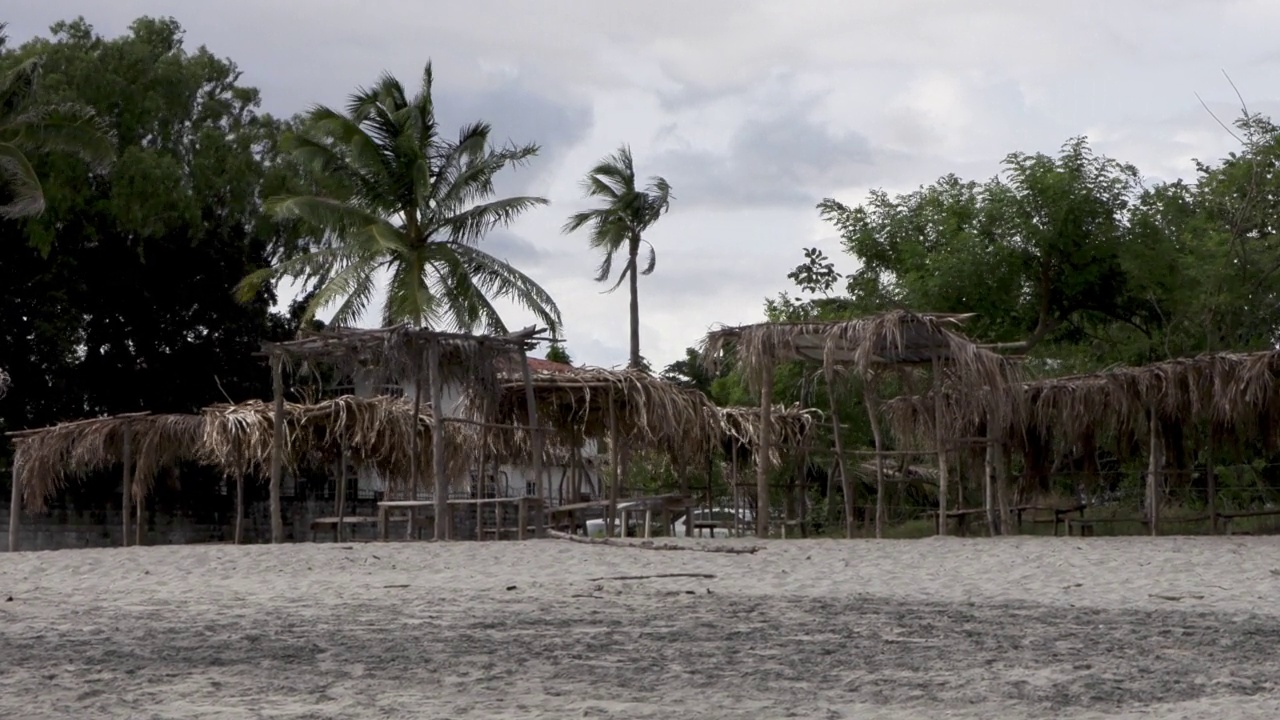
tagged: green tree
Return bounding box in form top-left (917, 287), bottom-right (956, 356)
top-left (237, 64), bottom-right (561, 334)
top-left (544, 341), bottom-right (572, 365)
top-left (0, 21), bottom-right (112, 218)
top-left (0, 16), bottom-right (302, 439)
top-left (563, 145), bottom-right (672, 369)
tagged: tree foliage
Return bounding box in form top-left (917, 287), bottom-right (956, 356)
top-left (238, 64), bottom-right (562, 334)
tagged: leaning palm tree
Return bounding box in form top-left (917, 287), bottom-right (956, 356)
top-left (563, 145), bottom-right (672, 369)
top-left (0, 37), bottom-right (113, 218)
top-left (237, 63), bottom-right (561, 334)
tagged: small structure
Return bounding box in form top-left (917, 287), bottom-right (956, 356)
top-left (260, 324), bottom-right (551, 542)
top-left (7, 412), bottom-right (204, 551)
top-left (702, 310), bottom-right (1015, 537)
top-left (884, 348), bottom-right (1280, 535)
top-left (718, 404), bottom-right (821, 536)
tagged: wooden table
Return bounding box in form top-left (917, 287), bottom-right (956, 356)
top-left (310, 515), bottom-right (379, 542)
top-left (377, 500), bottom-right (436, 540)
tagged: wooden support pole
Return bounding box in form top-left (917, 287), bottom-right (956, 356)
top-left (269, 355), bottom-right (285, 544)
top-left (862, 381), bottom-right (886, 539)
top-left (121, 430), bottom-right (132, 548)
top-left (607, 388), bottom-right (620, 536)
top-left (984, 421), bottom-right (998, 537)
top-left (756, 362), bottom-right (775, 538)
top-left (931, 357), bottom-right (949, 536)
top-left (823, 364), bottom-right (852, 538)
top-left (1146, 409), bottom-right (1162, 536)
top-left (408, 348), bottom-right (423, 539)
top-left (9, 461), bottom-right (20, 552)
top-left (1207, 434), bottom-right (1218, 535)
top-left (517, 346), bottom-right (544, 538)
top-left (476, 445), bottom-right (487, 541)
top-left (234, 475), bottom-right (245, 545)
top-left (135, 489), bottom-right (144, 546)
top-left (336, 439), bottom-right (349, 543)
top-left (996, 443), bottom-right (1013, 535)
top-left (428, 340), bottom-right (449, 541)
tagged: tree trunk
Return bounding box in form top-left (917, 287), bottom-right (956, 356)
top-left (628, 241), bottom-right (642, 369)
top-left (269, 356), bottom-right (285, 544)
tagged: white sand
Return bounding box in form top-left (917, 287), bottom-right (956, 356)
top-left (2, 535), bottom-right (1280, 719)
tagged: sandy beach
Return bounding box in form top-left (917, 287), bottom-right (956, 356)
top-left (2, 536), bottom-right (1279, 719)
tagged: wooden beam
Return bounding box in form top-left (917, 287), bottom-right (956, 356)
top-left (862, 381), bottom-right (886, 539)
top-left (931, 357), bottom-right (949, 536)
top-left (429, 339), bottom-right (450, 540)
top-left (756, 362), bottom-right (774, 538)
top-left (8, 462), bottom-right (20, 552)
top-left (121, 430), bottom-right (132, 548)
top-left (518, 346), bottom-right (545, 538)
top-left (269, 355), bottom-right (285, 544)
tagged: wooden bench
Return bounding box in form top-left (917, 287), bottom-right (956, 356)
top-left (310, 515), bottom-right (379, 542)
top-left (377, 500), bottom-right (436, 540)
top-left (1067, 517), bottom-right (1149, 537)
top-left (692, 520), bottom-right (727, 538)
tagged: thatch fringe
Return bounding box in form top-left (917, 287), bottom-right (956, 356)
top-left (718, 404), bottom-right (821, 465)
top-left (11, 395), bottom-right (482, 512)
top-left (884, 349), bottom-right (1280, 454)
top-left (459, 367), bottom-right (722, 464)
top-left (11, 413), bottom-right (204, 511)
top-left (701, 310), bottom-right (1017, 394)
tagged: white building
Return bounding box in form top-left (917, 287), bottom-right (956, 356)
top-left (351, 357), bottom-right (603, 505)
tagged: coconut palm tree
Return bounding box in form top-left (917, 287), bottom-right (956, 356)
top-left (563, 145), bottom-right (672, 369)
top-left (237, 63), bottom-right (561, 334)
top-left (0, 31), bottom-right (113, 218)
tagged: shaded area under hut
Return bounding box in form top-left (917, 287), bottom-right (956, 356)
top-left (717, 404), bottom-right (821, 537)
top-left (260, 324), bottom-right (551, 542)
top-left (884, 349), bottom-right (1280, 536)
top-left (460, 366), bottom-right (723, 536)
top-left (702, 309), bottom-right (1017, 537)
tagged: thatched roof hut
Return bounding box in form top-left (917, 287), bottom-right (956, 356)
top-left (8, 412), bottom-right (204, 511)
top-left (701, 310), bottom-right (1014, 391)
top-left (885, 349), bottom-right (1280, 454)
top-left (200, 394), bottom-right (470, 491)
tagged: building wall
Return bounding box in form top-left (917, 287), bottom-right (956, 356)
top-left (352, 373), bottom-right (601, 503)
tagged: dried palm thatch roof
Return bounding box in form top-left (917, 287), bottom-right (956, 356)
top-left (459, 367), bottom-right (721, 463)
top-left (200, 394), bottom-right (471, 492)
top-left (261, 325), bottom-right (550, 406)
top-left (8, 412), bottom-right (205, 511)
top-left (701, 310), bottom-right (1016, 393)
top-left (718, 404), bottom-right (822, 465)
top-left (884, 349), bottom-right (1280, 454)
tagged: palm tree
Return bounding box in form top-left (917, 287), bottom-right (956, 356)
top-left (563, 145), bottom-right (672, 369)
top-left (0, 30), bottom-right (113, 218)
top-left (237, 63), bottom-right (561, 334)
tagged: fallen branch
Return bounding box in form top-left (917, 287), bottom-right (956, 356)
top-left (587, 573), bottom-right (717, 582)
top-left (1149, 593), bottom-right (1205, 602)
top-left (546, 530), bottom-right (762, 555)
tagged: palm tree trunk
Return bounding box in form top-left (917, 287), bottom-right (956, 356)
top-left (628, 239), bottom-right (641, 370)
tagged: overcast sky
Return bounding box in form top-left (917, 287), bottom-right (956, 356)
top-left (11, 1), bottom-right (1280, 369)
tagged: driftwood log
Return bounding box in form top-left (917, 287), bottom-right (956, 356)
top-left (546, 529), bottom-right (761, 554)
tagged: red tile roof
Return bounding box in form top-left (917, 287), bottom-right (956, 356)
top-left (527, 357), bottom-right (575, 374)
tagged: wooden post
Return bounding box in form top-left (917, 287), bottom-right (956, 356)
top-left (428, 340), bottom-right (449, 541)
top-left (408, 348), bottom-right (423, 539)
top-left (121, 429), bottom-right (132, 548)
top-left (931, 357), bottom-right (949, 536)
top-left (9, 461), bottom-right (20, 552)
top-left (606, 388), bottom-right (620, 536)
top-left (756, 362), bottom-right (775, 538)
top-left (135, 490), bottom-right (144, 546)
top-left (1146, 408), bottom-right (1162, 536)
top-left (823, 364), bottom-right (852, 538)
top-left (1207, 434), bottom-right (1218, 535)
top-left (516, 346), bottom-right (544, 538)
top-left (517, 497), bottom-right (528, 540)
top-left (269, 355), bottom-right (285, 544)
top-left (476, 445), bottom-right (487, 541)
top-left (862, 381), bottom-right (886, 539)
top-left (984, 420), bottom-right (998, 537)
top-left (996, 443), bottom-right (1013, 535)
top-left (234, 475), bottom-right (245, 544)
top-left (336, 440), bottom-right (349, 543)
